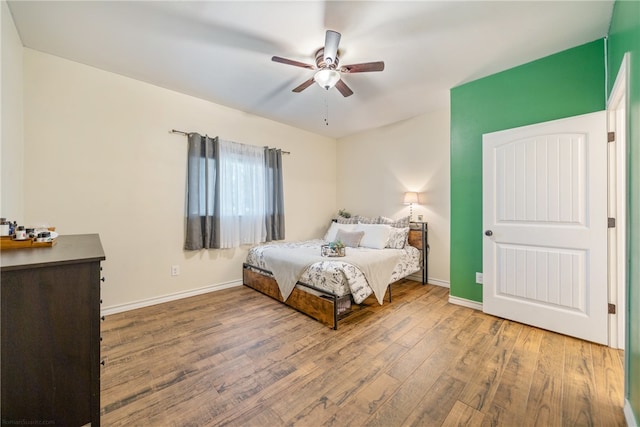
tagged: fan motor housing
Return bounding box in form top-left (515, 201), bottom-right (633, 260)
top-left (315, 48), bottom-right (340, 69)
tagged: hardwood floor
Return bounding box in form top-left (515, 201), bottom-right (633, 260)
top-left (100, 280), bottom-right (626, 426)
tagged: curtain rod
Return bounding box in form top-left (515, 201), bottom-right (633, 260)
top-left (170, 129), bottom-right (290, 155)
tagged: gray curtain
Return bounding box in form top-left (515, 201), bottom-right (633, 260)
top-left (264, 147), bottom-right (285, 241)
top-left (185, 133), bottom-right (221, 250)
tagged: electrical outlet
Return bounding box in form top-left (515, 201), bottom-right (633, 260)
top-left (171, 265), bottom-right (180, 276)
top-left (476, 272), bottom-right (483, 284)
top-left (417, 214), bottom-right (424, 221)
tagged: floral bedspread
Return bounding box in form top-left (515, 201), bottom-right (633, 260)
top-left (246, 239), bottom-right (421, 304)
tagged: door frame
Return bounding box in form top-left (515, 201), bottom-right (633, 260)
top-left (606, 52), bottom-right (629, 350)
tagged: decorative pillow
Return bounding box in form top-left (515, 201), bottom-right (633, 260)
top-left (376, 215), bottom-right (411, 228)
top-left (336, 216), bottom-right (358, 224)
top-left (385, 227), bottom-right (409, 249)
top-left (337, 214), bottom-right (373, 224)
top-left (335, 229), bottom-right (365, 248)
top-left (324, 222), bottom-right (357, 241)
top-left (355, 223), bottom-right (392, 249)
top-left (353, 215), bottom-right (373, 224)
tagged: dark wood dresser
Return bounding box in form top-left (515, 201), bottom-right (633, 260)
top-left (1, 234), bottom-right (105, 427)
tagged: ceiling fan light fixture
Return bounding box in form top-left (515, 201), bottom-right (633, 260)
top-left (314, 68), bottom-right (341, 90)
top-left (273, 30), bottom-right (383, 97)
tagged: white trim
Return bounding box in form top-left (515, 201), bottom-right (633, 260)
top-left (101, 279), bottom-right (243, 316)
top-left (407, 273), bottom-right (450, 288)
top-left (606, 52), bottom-right (629, 350)
top-left (608, 52), bottom-right (629, 108)
top-left (448, 295), bottom-right (483, 311)
top-left (427, 277), bottom-right (450, 288)
top-left (625, 400), bottom-right (639, 427)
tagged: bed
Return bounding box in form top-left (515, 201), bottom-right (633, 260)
top-left (242, 219), bottom-right (426, 329)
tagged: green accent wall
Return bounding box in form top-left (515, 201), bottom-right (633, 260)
top-left (450, 39), bottom-right (606, 302)
top-left (608, 0), bottom-right (640, 422)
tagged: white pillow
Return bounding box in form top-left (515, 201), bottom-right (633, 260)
top-left (355, 223), bottom-right (392, 249)
top-left (324, 222), bottom-right (357, 242)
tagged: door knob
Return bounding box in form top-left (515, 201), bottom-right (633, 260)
top-left (485, 230), bottom-right (493, 236)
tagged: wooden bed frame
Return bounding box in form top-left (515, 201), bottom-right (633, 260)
top-left (242, 227), bottom-right (425, 330)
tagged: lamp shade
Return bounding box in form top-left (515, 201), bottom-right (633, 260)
top-left (314, 69), bottom-right (341, 90)
top-left (403, 192), bottom-right (419, 205)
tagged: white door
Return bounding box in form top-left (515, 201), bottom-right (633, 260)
top-left (483, 111), bottom-right (608, 344)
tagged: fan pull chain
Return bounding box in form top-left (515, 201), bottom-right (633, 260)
top-left (324, 92), bottom-right (329, 126)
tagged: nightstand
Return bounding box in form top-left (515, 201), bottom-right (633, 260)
top-left (409, 222), bottom-right (428, 284)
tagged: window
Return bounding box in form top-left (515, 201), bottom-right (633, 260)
top-left (185, 134), bottom-right (284, 250)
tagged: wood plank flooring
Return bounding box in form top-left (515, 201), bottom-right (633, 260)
top-left (100, 280), bottom-right (626, 426)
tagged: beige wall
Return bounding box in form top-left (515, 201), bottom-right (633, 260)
top-left (336, 110), bottom-right (451, 285)
top-left (1, 1), bottom-right (24, 221)
top-left (23, 49), bottom-right (337, 311)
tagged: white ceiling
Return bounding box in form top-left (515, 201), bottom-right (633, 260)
top-left (8, 1), bottom-right (614, 139)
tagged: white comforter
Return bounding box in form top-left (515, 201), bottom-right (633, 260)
top-left (246, 239), bottom-right (421, 304)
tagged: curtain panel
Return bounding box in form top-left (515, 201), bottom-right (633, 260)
top-left (185, 134), bottom-right (220, 250)
top-left (264, 147), bottom-right (285, 241)
top-left (185, 133), bottom-right (285, 250)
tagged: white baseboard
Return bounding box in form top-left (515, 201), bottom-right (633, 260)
top-left (407, 274), bottom-right (450, 288)
top-left (101, 279), bottom-right (243, 316)
top-left (427, 277), bottom-right (450, 288)
top-left (448, 295), bottom-right (483, 311)
top-left (626, 400), bottom-right (639, 427)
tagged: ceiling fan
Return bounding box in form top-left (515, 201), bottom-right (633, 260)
top-left (271, 30), bottom-right (385, 97)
